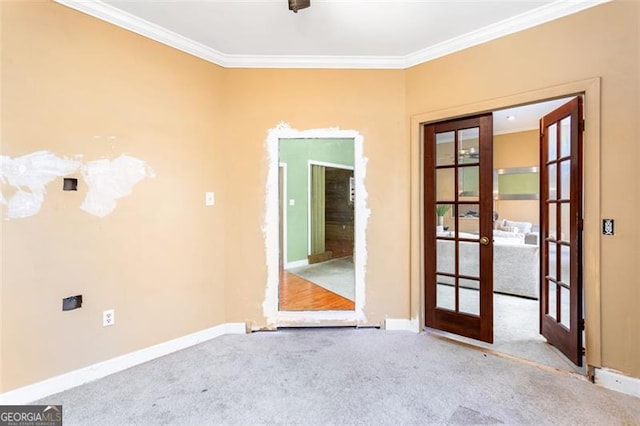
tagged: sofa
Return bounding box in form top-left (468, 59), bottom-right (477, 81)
top-left (436, 231), bottom-right (540, 299)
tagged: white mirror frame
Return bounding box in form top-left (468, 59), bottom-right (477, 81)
top-left (263, 123), bottom-right (369, 326)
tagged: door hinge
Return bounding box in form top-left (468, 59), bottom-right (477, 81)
top-left (579, 319), bottom-right (585, 330)
top-left (579, 119), bottom-right (585, 133)
top-left (578, 218), bottom-right (584, 231)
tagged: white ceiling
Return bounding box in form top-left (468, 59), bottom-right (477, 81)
top-left (51, 1), bottom-right (583, 135)
top-left (493, 97), bottom-right (574, 134)
top-left (55, 0), bottom-right (608, 69)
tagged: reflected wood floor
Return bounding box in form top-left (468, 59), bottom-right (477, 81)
top-left (279, 270), bottom-right (355, 311)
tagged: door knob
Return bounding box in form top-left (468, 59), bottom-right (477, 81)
top-left (479, 236), bottom-right (490, 246)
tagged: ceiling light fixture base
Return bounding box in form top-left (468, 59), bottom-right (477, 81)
top-left (288, 0), bottom-right (310, 13)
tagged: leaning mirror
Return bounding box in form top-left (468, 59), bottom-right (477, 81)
top-left (278, 138), bottom-right (355, 311)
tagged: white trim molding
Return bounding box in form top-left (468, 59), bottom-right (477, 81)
top-left (593, 367), bottom-right (640, 398)
top-left (403, 0), bottom-right (610, 68)
top-left (384, 318), bottom-right (421, 333)
top-left (53, 0), bottom-right (229, 65)
top-left (53, 0), bottom-right (609, 70)
top-left (0, 323), bottom-right (246, 405)
top-left (262, 124), bottom-right (369, 327)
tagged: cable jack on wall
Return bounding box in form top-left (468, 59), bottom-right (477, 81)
top-left (288, 0), bottom-right (310, 13)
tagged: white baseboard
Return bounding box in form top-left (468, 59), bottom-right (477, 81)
top-left (0, 322), bottom-right (246, 405)
top-left (593, 367), bottom-right (640, 398)
top-left (285, 259), bottom-right (308, 269)
top-left (224, 322), bottom-right (247, 334)
top-left (384, 318), bottom-right (420, 332)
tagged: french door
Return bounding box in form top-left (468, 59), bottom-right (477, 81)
top-left (540, 97), bottom-right (584, 365)
top-left (424, 114), bottom-right (494, 343)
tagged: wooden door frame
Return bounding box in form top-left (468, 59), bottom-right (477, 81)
top-left (409, 78), bottom-right (602, 370)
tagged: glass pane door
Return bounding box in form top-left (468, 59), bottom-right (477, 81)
top-left (540, 97), bottom-right (583, 366)
top-left (425, 114), bottom-right (493, 343)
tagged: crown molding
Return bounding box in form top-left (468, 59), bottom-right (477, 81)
top-left (404, 0), bottom-right (610, 68)
top-left (54, 0), bottom-right (610, 70)
top-left (221, 54), bottom-right (406, 69)
top-left (53, 0), bottom-right (229, 66)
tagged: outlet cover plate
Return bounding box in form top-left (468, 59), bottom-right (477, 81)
top-left (103, 309), bottom-right (115, 327)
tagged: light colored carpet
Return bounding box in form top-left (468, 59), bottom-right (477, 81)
top-left (435, 286), bottom-right (581, 373)
top-left (37, 328), bottom-right (640, 425)
top-left (289, 256), bottom-right (354, 300)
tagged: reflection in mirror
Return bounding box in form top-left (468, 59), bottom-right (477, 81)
top-left (278, 138), bottom-right (355, 311)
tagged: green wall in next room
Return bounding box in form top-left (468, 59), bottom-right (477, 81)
top-left (279, 138), bottom-right (354, 264)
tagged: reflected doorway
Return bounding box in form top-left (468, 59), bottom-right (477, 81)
top-left (278, 138), bottom-right (355, 311)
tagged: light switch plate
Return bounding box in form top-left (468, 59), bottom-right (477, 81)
top-left (289, 199), bottom-right (295, 206)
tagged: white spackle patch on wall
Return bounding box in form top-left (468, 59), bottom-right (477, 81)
top-left (262, 124), bottom-right (369, 327)
top-left (80, 154), bottom-right (155, 218)
top-left (0, 151), bottom-right (81, 219)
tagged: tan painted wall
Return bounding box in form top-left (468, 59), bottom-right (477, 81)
top-left (219, 68), bottom-right (408, 328)
top-left (407, 1), bottom-right (639, 377)
top-left (494, 130), bottom-right (539, 226)
top-left (1, 2), bottom-right (227, 391)
top-left (2, 0), bottom-right (638, 393)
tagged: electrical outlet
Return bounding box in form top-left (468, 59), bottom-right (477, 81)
top-left (205, 192), bottom-right (215, 206)
top-left (103, 309), bottom-right (115, 327)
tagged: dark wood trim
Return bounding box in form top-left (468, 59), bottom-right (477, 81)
top-left (424, 121), bottom-right (437, 328)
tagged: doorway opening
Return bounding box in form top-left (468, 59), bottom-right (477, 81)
top-left (423, 96), bottom-right (586, 374)
top-left (263, 124), bottom-right (368, 327)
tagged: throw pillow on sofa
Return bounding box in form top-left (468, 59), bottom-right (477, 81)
top-left (501, 219), bottom-right (533, 234)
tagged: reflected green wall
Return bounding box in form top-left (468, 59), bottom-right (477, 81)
top-left (279, 138), bottom-right (354, 264)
